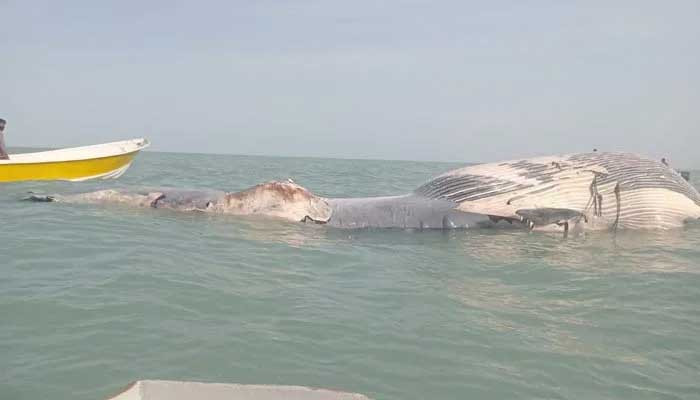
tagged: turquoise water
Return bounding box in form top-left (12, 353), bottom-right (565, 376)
top-left (2, 152), bottom-right (700, 400)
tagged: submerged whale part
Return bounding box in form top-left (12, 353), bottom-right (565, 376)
top-left (325, 195), bottom-right (519, 229)
top-left (28, 152), bottom-right (700, 231)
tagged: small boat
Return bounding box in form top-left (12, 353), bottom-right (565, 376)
top-left (106, 380), bottom-right (371, 400)
top-left (0, 138), bottom-right (149, 183)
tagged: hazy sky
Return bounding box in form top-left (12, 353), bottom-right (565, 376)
top-left (2, 1), bottom-right (699, 166)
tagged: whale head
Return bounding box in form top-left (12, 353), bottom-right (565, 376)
top-left (222, 180), bottom-right (331, 223)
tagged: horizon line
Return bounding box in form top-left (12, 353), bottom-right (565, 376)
top-left (8, 144), bottom-right (697, 171)
top-left (8, 144), bottom-right (467, 165)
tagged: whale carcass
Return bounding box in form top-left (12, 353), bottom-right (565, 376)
top-left (29, 152), bottom-right (700, 232)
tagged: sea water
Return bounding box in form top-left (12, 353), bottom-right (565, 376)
top-left (1, 151), bottom-right (699, 400)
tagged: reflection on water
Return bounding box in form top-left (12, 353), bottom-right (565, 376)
top-left (449, 227), bottom-right (700, 274)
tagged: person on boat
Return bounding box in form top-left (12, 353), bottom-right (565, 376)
top-left (0, 118), bottom-right (8, 160)
top-left (661, 157), bottom-right (669, 166)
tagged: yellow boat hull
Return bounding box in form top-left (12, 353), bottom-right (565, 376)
top-left (0, 152), bottom-right (137, 182)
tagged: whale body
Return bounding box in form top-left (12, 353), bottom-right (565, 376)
top-left (29, 152), bottom-right (700, 232)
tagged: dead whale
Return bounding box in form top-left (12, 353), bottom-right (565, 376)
top-left (28, 152), bottom-right (700, 232)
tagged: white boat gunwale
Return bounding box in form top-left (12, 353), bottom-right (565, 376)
top-left (0, 138), bottom-right (150, 165)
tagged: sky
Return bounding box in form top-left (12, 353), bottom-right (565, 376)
top-left (2, 1), bottom-right (699, 166)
